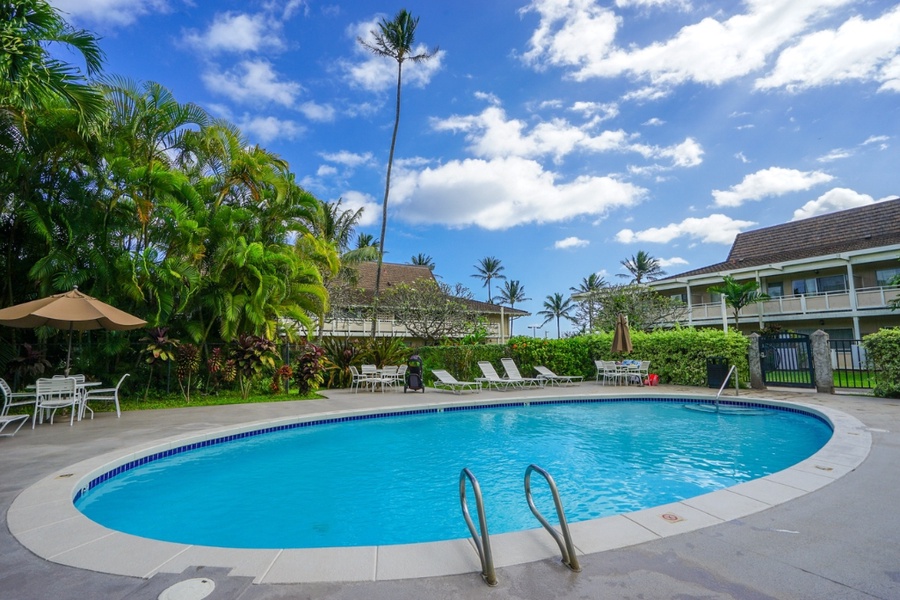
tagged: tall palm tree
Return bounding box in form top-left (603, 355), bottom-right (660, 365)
top-left (619, 250), bottom-right (666, 283)
top-left (358, 9), bottom-right (437, 337)
top-left (537, 293), bottom-right (576, 339)
top-left (570, 273), bottom-right (607, 331)
top-left (410, 253), bottom-right (435, 270)
top-left (498, 280), bottom-right (530, 335)
top-left (471, 256), bottom-right (507, 303)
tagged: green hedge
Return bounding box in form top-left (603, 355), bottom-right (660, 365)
top-left (863, 327), bottom-right (900, 398)
top-left (418, 328), bottom-right (750, 387)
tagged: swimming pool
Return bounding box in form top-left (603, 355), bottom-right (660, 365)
top-left (74, 398), bottom-right (831, 549)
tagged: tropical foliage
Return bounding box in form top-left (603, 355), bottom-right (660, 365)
top-left (537, 292), bottom-right (576, 338)
top-left (0, 2), bottom-right (342, 396)
top-left (471, 256), bottom-right (506, 303)
top-left (707, 275), bottom-right (769, 329)
top-left (619, 250), bottom-right (667, 283)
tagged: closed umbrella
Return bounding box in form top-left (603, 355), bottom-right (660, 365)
top-left (611, 313), bottom-right (633, 354)
top-left (0, 287), bottom-right (146, 374)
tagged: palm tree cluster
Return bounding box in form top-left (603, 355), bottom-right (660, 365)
top-left (0, 1), bottom-right (356, 370)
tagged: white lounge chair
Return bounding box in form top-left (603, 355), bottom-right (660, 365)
top-left (432, 370), bottom-right (482, 394)
top-left (33, 377), bottom-right (80, 428)
top-left (476, 361), bottom-right (521, 390)
top-left (534, 365), bottom-right (583, 386)
top-left (500, 358), bottom-right (544, 388)
top-left (83, 373), bottom-right (129, 418)
top-left (0, 379), bottom-right (31, 437)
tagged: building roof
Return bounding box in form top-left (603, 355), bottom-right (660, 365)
top-left (657, 198), bottom-right (900, 281)
top-left (346, 262), bottom-right (529, 316)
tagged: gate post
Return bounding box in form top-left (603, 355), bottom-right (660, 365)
top-left (747, 333), bottom-right (766, 390)
top-left (811, 330), bottom-right (834, 394)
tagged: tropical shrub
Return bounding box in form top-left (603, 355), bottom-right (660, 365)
top-left (320, 337), bottom-right (360, 388)
top-left (230, 335), bottom-right (278, 399)
top-left (863, 328), bottom-right (900, 398)
top-left (358, 336), bottom-right (409, 368)
top-left (293, 342), bottom-right (326, 395)
top-left (175, 343), bottom-right (200, 402)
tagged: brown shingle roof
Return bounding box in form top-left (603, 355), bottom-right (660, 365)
top-left (658, 198), bottom-right (900, 280)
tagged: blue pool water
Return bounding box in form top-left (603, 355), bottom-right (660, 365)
top-left (75, 400), bottom-right (831, 549)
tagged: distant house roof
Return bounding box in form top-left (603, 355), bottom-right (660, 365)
top-left (657, 198), bottom-right (900, 281)
top-left (346, 262), bottom-right (529, 316)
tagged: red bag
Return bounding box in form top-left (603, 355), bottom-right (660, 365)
top-left (644, 374), bottom-right (659, 386)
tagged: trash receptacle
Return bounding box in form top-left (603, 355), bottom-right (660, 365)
top-left (706, 356), bottom-right (729, 388)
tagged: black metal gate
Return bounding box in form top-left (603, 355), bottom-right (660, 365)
top-left (759, 333), bottom-right (815, 388)
top-left (829, 339), bottom-right (877, 390)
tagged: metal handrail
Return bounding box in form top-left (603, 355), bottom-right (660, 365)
top-left (459, 468), bottom-right (497, 586)
top-left (714, 364), bottom-right (738, 410)
top-left (524, 464), bottom-right (581, 572)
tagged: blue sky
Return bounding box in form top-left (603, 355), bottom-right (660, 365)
top-left (51, 0), bottom-right (900, 336)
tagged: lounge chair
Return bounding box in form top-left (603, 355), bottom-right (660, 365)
top-left (476, 361), bottom-right (521, 390)
top-left (83, 373), bottom-right (129, 418)
top-left (534, 365), bottom-right (583, 386)
top-left (500, 358), bottom-right (544, 387)
top-left (432, 370), bottom-right (482, 394)
top-left (0, 379), bottom-right (31, 437)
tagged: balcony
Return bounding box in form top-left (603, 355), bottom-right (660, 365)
top-left (675, 285), bottom-right (900, 324)
top-left (297, 316), bottom-right (503, 341)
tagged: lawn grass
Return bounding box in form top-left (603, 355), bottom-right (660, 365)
top-left (116, 390), bottom-right (324, 412)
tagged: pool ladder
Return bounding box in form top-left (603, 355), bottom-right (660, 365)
top-left (714, 364), bottom-right (739, 410)
top-left (459, 464), bottom-right (581, 587)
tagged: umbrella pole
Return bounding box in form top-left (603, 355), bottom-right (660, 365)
top-left (65, 324), bottom-right (74, 376)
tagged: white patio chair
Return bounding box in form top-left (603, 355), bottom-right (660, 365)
top-left (83, 373), bottom-right (129, 418)
top-left (432, 369), bottom-right (482, 394)
top-left (534, 365), bottom-right (583, 386)
top-left (500, 358), bottom-right (544, 387)
top-left (33, 377), bottom-right (80, 428)
top-left (349, 366), bottom-right (366, 393)
top-left (601, 361), bottom-right (626, 386)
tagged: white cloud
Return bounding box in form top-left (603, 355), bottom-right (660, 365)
top-left (791, 188), bottom-right (875, 220)
top-left (712, 167), bottom-right (834, 207)
top-left (185, 12), bottom-right (282, 53)
top-left (520, 0), bottom-right (858, 95)
top-left (320, 150), bottom-right (374, 168)
top-left (339, 190), bottom-right (381, 227)
top-left (238, 115), bottom-right (304, 143)
top-left (616, 0), bottom-right (690, 8)
top-left (316, 165), bottom-right (338, 177)
top-left (817, 148), bottom-right (852, 163)
top-left (345, 17), bottom-right (444, 93)
top-left (202, 60), bottom-right (302, 107)
top-left (755, 5), bottom-right (900, 92)
top-left (570, 101), bottom-right (619, 123)
top-left (49, 0), bottom-right (167, 26)
top-left (555, 236), bottom-right (590, 249)
top-left (643, 117), bottom-right (665, 126)
top-left (862, 135), bottom-right (889, 146)
top-left (616, 214), bottom-right (756, 245)
top-left (298, 101), bottom-right (336, 122)
top-left (391, 156), bottom-right (647, 230)
top-left (432, 103), bottom-right (702, 167)
top-left (658, 256), bottom-right (689, 268)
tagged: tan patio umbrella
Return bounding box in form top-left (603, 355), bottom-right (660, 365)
top-left (0, 287), bottom-right (146, 374)
top-left (611, 313), bottom-right (633, 354)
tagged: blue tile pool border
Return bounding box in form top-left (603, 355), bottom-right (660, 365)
top-left (73, 396), bottom-right (831, 503)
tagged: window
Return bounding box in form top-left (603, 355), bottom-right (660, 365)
top-left (767, 282), bottom-right (784, 297)
top-left (792, 279), bottom-right (812, 295)
top-left (876, 268), bottom-right (900, 286)
top-left (817, 274), bottom-right (846, 293)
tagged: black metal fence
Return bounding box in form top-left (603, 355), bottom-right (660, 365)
top-left (829, 339), bottom-right (877, 390)
top-left (759, 333), bottom-right (815, 388)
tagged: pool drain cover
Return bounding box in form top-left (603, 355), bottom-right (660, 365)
top-left (158, 578), bottom-right (215, 600)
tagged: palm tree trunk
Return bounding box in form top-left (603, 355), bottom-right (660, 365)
top-left (371, 61), bottom-right (404, 338)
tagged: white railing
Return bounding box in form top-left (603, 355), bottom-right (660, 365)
top-left (297, 317), bottom-right (503, 340)
top-left (679, 285), bottom-right (900, 323)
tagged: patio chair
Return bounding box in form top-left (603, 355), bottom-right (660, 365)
top-left (599, 361), bottom-right (626, 386)
top-left (32, 377), bottom-right (81, 428)
top-left (0, 379), bottom-right (31, 437)
top-left (500, 358), bottom-right (544, 387)
top-left (83, 373), bottom-right (129, 418)
top-left (349, 366), bottom-right (366, 393)
top-left (432, 369), bottom-right (482, 394)
top-left (534, 365), bottom-right (583, 386)
top-left (476, 361), bottom-right (521, 390)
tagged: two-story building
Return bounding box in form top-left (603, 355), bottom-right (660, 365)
top-left (648, 198), bottom-right (900, 341)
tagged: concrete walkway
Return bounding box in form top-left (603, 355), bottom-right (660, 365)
top-left (1, 384), bottom-right (898, 599)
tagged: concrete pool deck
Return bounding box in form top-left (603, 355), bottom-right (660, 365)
top-left (1, 384), bottom-right (898, 599)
